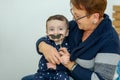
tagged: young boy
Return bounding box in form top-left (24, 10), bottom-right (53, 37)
top-left (34, 14), bottom-right (71, 80)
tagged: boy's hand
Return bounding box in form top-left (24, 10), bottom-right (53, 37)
top-left (47, 62), bottom-right (56, 70)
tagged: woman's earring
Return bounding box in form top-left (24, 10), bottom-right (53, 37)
top-left (92, 21), bottom-right (96, 24)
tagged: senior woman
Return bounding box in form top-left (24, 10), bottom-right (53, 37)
top-left (24, 0), bottom-right (120, 80)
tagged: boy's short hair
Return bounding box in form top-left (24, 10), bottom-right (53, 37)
top-left (46, 14), bottom-right (69, 29)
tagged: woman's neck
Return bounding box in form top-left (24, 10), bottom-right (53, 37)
top-left (82, 17), bottom-right (104, 42)
top-left (82, 30), bottom-right (93, 42)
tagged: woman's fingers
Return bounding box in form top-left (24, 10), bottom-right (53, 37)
top-left (51, 52), bottom-right (61, 64)
top-left (43, 45), bottom-right (61, 64)
top-left (59, 47), bottom-right (70, 57)
top-left (59, 50), bottom-right (70, 64)
top-left (59, 47), bottom-right (67, 53)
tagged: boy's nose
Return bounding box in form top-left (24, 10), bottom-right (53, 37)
top-left (54, 30), bottom-right (58, 35)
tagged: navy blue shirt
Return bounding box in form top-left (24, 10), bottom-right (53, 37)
top-left (37, 36), bottom-right (71, 72)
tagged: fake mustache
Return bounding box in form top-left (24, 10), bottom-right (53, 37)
top-left (49, 34), bottom-right (63, 39)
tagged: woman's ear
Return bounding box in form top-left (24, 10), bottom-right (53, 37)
top-left (93, 13), bottom-right (100, 24)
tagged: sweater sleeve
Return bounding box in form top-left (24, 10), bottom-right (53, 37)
top-left (70, 39), bottom-right (120, 80)
top-left (71, 53), bottom-right (120, 80)
top-left (93, 38), bottom-right (120, 80)
top-left (56, 64), bottom-right (68, 71)
top-left (71, 64), bottom-right (95, 80)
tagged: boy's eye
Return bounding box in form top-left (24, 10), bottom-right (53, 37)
top-left (49, 28), bottom-right (54, 31)
top-left (59, 28), bottom-right (63, 30)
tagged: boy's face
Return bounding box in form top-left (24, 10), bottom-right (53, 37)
top-left (46, 20), bottom-right (68, 42)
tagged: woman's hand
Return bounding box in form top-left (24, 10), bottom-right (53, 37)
top-left (59, 47), bottom-right (76, 70)
top-left (59, 48), bottom-right (70, 64)
top-left (38, 42), bottom-right (61, 64)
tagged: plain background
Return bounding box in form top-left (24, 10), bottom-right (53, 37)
top-left (0, 0), bottom-right (120, 80)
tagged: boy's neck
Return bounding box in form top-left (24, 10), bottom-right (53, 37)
top-left (55, 40), bottom-right (63, 45)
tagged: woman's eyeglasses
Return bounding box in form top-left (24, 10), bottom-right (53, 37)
top-left (70, 9), bottom-right (90, 21)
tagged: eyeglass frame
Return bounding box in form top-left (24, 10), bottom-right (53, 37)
top-left (70, 8), bottom-right (90, 21)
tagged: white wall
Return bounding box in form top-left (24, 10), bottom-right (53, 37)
top-left (105, 0), bottom-right (120, 20)
top-left (0, 0), bottom-right (119, 80)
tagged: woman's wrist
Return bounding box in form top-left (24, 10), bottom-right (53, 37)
top-left (67, 61), bottom-right (76, 71)
top-left (71, 62), bottom-right (77, 71)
